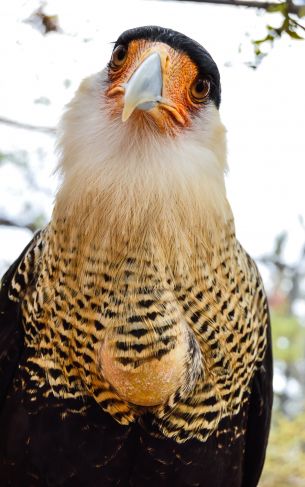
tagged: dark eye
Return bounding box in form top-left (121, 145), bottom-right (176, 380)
top-left (111, 45), bottom-right (128, 68)
top-left (190, 78), bottom-right (210, 102)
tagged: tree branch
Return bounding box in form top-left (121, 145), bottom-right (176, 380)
top-left (0, 218), bottom-right (35, 233)
top-left (290, 17), bottom-right (305, 32)
top-left (173, 0), bottom-right (302, 16)
top-left (0, 116), bottom-right (56, 135)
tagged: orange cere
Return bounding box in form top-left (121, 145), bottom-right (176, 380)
top-left (105, 39), bottom-right (200, 134)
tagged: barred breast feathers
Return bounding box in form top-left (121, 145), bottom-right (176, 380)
top-left (55, 71), bottom-right (231, 275)
top-left (8, 72), bottom-right (269, 442)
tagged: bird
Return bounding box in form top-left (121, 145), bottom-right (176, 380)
top-left (0, 26), bottom-right (273, 487)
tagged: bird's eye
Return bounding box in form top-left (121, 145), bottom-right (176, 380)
top-left (111, 45), bottom-right (128, 68)
top-left (190, 78), bottom-right (210, 102)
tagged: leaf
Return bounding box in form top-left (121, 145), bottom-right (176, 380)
top-left (286, 29), bottom-right (303, 40)
top-left (253, 34), bottom-right (275, 45)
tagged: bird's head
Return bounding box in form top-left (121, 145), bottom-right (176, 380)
top-left (105, 26), bottom-right (221, 134)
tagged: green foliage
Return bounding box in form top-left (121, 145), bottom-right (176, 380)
top-left (31, 214), bottom-right (47, 231)
top-left (253, 1), bottom-right (304, 63)
top-left (271, 312), bottom-right (305, 363)
top-left (260, 412), bottom-right (305, 486)
top-left (260, 225), bottom-right (305, 485)
top-left (0, 150), bottom-right (29, 169)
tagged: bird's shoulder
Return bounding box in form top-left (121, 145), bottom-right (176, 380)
top-left (0, 229), bottom-right (45, 405)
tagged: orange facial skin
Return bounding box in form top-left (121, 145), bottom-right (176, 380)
top-left (105, 40), bottom-right (205, 135)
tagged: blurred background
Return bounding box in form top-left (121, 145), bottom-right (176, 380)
top-left (0, 0), bottom-right (304, 484)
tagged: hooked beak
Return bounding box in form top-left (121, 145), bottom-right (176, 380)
top-left (122, 52), bottom-right (163, 122)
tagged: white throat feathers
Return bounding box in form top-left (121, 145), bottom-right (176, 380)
top-left (54, 71), bottom-right (233, 273)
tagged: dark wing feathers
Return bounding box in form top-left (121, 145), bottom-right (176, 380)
top-left (242, 312), bottom-right (273, 487)
top-left (0, 245), bottom-right (27, 406)
top-left (0, 232), bottom-right (273, 486)
top-left (0, 232), bottom-right (42, 406)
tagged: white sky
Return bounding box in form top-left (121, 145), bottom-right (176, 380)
top-left (0, 0), bottom-right (304, 278)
